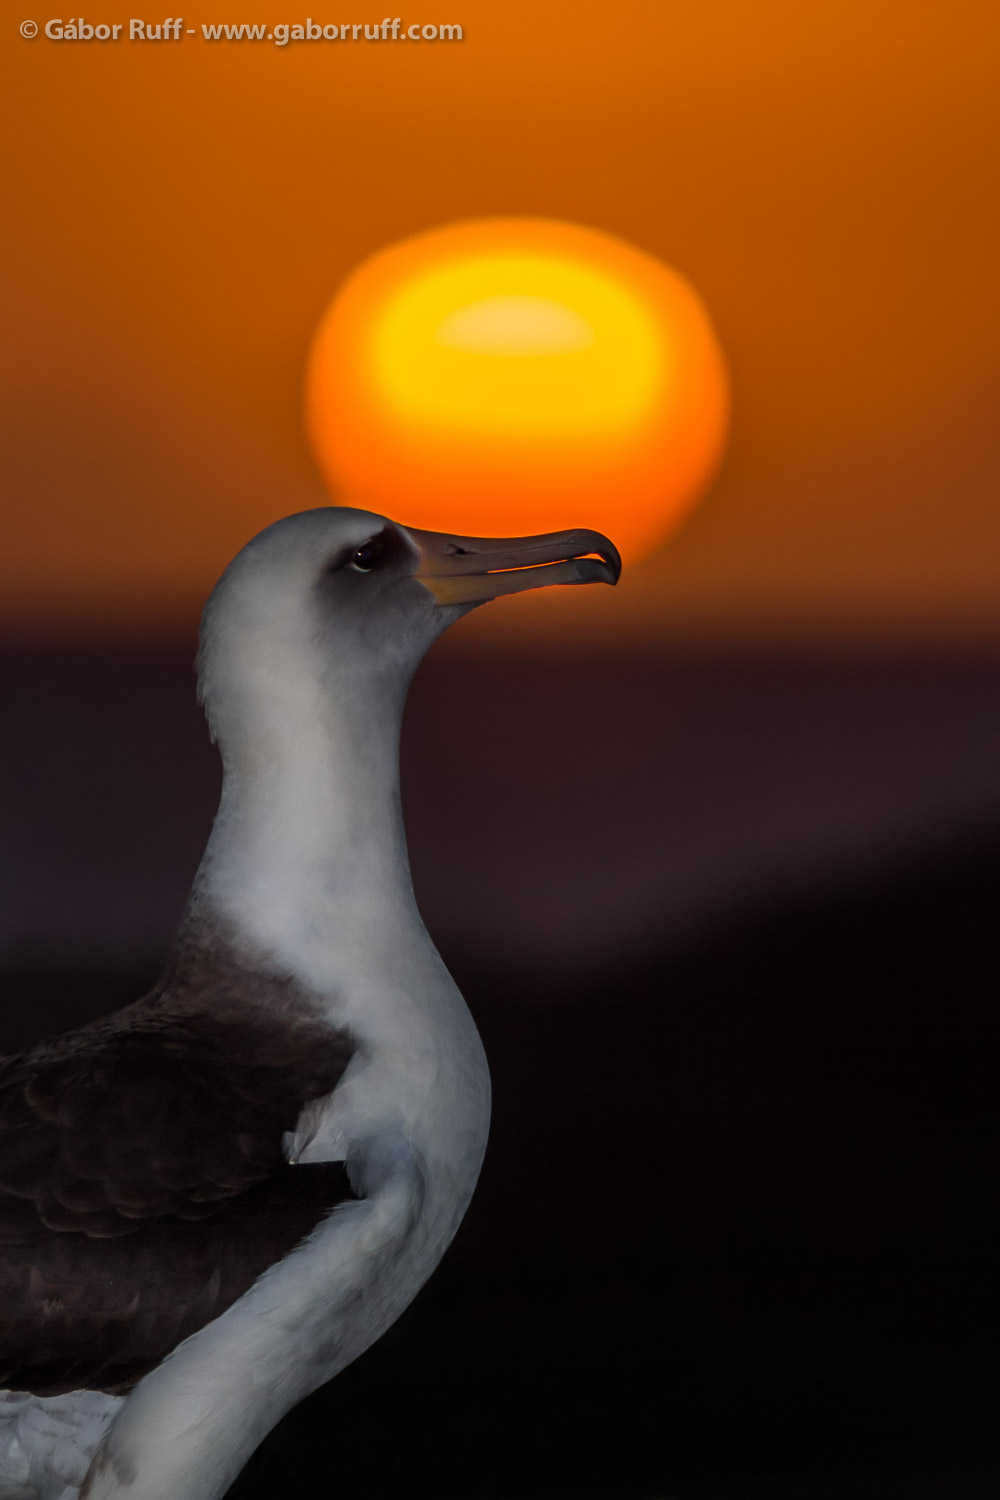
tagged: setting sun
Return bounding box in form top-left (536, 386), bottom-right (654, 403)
top-left (306, 218), bottom-right (729, 563)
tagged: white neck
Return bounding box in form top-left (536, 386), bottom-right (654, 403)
top-left (192, 669), bottom-right (431, 994)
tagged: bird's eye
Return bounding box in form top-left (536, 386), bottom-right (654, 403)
top-left (350, 535), bottom-right (387, 573)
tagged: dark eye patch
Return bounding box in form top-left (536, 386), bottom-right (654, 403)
top-left (321, 527), bottom-right (411, 584)
top-left (350, 534), bottom-right (388, 573)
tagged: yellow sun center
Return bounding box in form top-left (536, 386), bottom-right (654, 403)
top-left (306, 218), bottom-right (729, 562)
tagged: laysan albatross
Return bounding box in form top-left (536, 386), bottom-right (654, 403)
top-left (0, 507), bottom-right (620, 1500)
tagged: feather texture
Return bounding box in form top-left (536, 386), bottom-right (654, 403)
top-left (0, 921), bottom-right (354, 1396)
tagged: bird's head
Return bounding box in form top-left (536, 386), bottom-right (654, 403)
top-left (197, 506), bottom-right (620, 753)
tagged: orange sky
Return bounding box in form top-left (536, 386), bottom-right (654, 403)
top-left (3, 0), bottom-right (999, 646)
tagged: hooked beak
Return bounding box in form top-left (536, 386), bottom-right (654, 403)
top-left (403, 524), bottom-right (622, 606)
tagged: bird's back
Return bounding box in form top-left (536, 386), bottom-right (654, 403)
top-left (0, 921), bottom-right (356, 1494)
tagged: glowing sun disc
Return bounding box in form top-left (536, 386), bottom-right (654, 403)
top-left (306, 218), bottom-right (729, 564)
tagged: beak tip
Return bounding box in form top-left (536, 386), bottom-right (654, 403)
top-left (583, 532), bottom-right (622, 586)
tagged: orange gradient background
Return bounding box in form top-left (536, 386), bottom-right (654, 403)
top-left (3, 0), bottom-right (1000, 645)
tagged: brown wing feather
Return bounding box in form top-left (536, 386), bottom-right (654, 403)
top-left (0, 1159), bottom-right (352, 1394)
top-left (0, 946), bottom-right (355, 1395)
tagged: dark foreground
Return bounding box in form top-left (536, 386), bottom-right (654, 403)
top-left (3, 832), bottom-right (998, 1500)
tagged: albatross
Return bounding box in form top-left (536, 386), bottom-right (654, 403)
top-left (0, 507), bottom-right (620, 1500)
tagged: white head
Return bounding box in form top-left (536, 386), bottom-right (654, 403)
top-left (191, 505), bottom-right (619, 980)
top-left (197, 506), bottom-right (620, 768)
